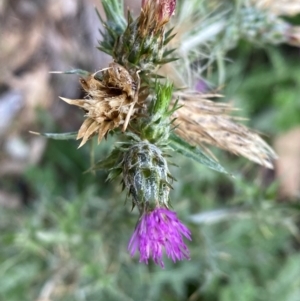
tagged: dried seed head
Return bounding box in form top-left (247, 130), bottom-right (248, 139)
top-left (60, 62), bottom-right (141, 147)
top-left (172, 91), bottom-right (277, 169)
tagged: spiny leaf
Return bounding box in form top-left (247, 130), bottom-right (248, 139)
top-left (49, 69), bottom-right (90, 76)
top-left (165, 27), bottom-right (176, 41)
top-left (106, 168), bottom-right (122, 182)
top-left (101, 0), bottom-right (126, 30)
top-left (164, 33), bottom-right (177, 45)
top-left (151, 82), bottom-right (174, 116)
top-left (147, 73), bottom-right (165, 79)
top-left (96, 46), bottom-right (112, 56)
top-left (169, 134), bottom-right (229, 174)
top-left (29, 131), bottom-right (78, 140)
top-left (97, 0), bottom-right (127, 56)
top-left (94, 149), bottom-right (123, 170)
top-left (163, 48), bottom-right (177, 57)
top-left (156, 57), bottom-right (179, 65)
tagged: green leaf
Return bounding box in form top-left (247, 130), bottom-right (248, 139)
top-left (97, 46), bottom-right (113, 56)
top-left (164, 28), bottom-right (176, 44)
top-left (101, 0), bottom-right (126, 30)
top-left (169, 134), bottom-right (229, 174)
top-left (97, 0), bottom-right (127, 55)
top-left (164, 33), bottom-right (177, 45)
top-left (156, 57), bottom-right (180, 65)
top-left (151, 82), bottom-right (173, 116)
top-left (29, 131), bottom-right (78, 140)
top-left (94, 149), bottom-right (123, 170)
top-left (163, 48), bottom-right (177, 57)
top-left (106, 168), bottom-right (122, 182)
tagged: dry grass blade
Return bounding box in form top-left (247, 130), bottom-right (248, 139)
top-left (172, 91), bottom-right (277, 169)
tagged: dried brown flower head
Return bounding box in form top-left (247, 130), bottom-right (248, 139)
top-left (173, 91), bottom-right (277, 169)
top-left (60, 62), bottom-right (141, 147)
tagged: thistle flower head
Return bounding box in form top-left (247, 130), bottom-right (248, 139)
top-left (128, 206), bottom-right (191, 268)
top-left (142, 0), bottom-right (176, 25)
top-left (113, 0), bottom-right (177, 71)
top-left (60, 62), bottom-right (141, 147)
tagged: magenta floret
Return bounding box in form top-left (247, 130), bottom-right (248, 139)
top-left (128, 208), bottom-right (191, 268)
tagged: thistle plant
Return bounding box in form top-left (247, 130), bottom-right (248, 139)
top-left (34, 0), bottom-right (280, 268)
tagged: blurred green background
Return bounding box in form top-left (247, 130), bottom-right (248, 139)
top-left (1, 1), bottom-right (300, 300)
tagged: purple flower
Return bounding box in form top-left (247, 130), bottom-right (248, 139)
top-left (128, 207), bottom-right (191, 268)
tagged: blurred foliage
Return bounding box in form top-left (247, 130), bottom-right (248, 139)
top-left (1, 140), bottom-right (300, 300)
top-left (1, 0), bottom-right (300, 301)
top-left (219, 45), bottom-right (300, 135)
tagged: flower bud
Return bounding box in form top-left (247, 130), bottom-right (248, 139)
top-left (113, 0), bottom-right (176, 70)
top-left (122, 141), bottom-right (171, 211)
top-left (142, 0), bottom-right (176, 25)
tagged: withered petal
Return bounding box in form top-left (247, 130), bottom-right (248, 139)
top-left (59, 97), bottom-right (86, 108)
top-left (77, 118), bottom-right (94, 140)
top-left (98, 121), bottom-right (114, 143)
top-left (78, 120), bottom-right (100, 148)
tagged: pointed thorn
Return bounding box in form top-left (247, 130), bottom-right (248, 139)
top-left (77, 139), bottom-right (85, 149)
top-left (59, 97), bottom-right (74, 104)
top-left (29, 131), bottom-right (40, 136)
